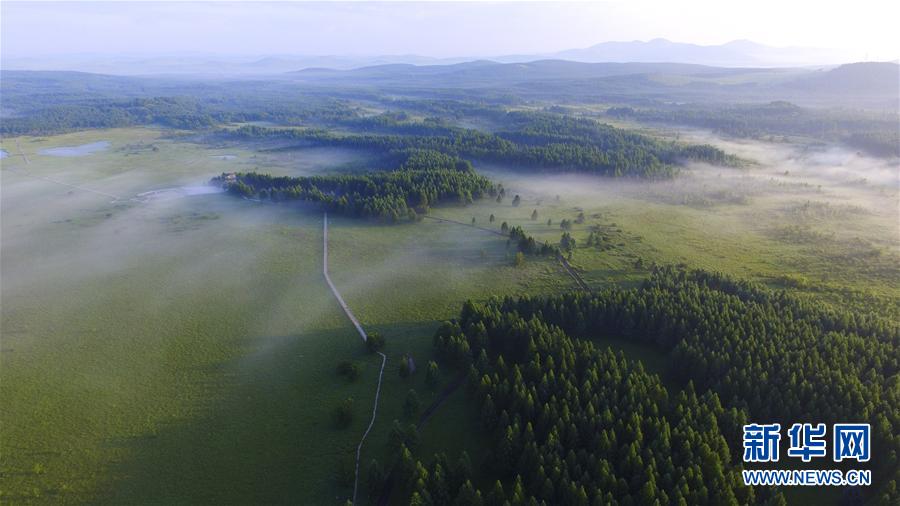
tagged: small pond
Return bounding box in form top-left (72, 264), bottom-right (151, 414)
top-left (39, 141), bottom-right (110, 157)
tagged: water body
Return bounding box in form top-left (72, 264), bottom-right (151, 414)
top-left (39, 141), bottom-right (110, 157)
top-left (0, 149), bottom-right (8, 159)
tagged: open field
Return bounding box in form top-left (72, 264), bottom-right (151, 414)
top-left (0, 129), bottom-right (573, 504)
top-left (429, 147), bottom-right (899, 311)
top-left (2, 125), bottom-right (897, 505)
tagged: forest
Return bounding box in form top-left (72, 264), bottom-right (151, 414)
top-left (222, 110), bottom-right (741, 179)
top-left (377, 267), bottom-right (900, 505)
top-left (216, 165), bottom-right (494, 222)
top-left (606, 102), bottom-right (900, 158)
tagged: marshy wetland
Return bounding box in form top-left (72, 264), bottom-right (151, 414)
top-left (1, 49), bottom-right (898, 505)
top-left (0, 128), bottom-right (569, 503)
top-left (2, 118), bottom-right (896, 504)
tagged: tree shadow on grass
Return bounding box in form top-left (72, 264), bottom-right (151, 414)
top-left (96, 326), bottom-right (385, 506)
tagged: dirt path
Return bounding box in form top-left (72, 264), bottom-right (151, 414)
top-left (556, 252), bottom-right (592, 293)
top-left (421, 215), bottom-right (506, 236)
top-left (16, 139), bottom-right (30, 165)
top-left (416, 373), bottom-right (465, 430)
top-left (322, 212), bottom-right (387, 506)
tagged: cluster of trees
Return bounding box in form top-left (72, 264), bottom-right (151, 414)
top-left (216, 168), bottom-right (494, 222)
top-left (559, 232), bottom-right (576, 252)
top-left (506, 225), bottom-right (558, 256)
top-left (223, 109), bottom-right (740, 179)
top-left (1, 70), bottom-right (364, 135)
top-left (386, 148), bottom-right (475, 172)
top-left (584, 231), bottom-right (610, 250)
top-left (496, 111), bottom-right (745, 169)
top-left (408, 290), bottom-right (768, 505)
top-left (418, 266), bottom-right (899, 505)
top-left (607, 102), bottom-right (900, 158)
top-left (335, 111), bottom-right (459, 137)
top-left (0, 97), bottom-right (217, 135)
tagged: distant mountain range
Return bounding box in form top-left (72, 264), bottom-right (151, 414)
top-left (1, 39), bottom-right (871, 76)
top-left (287, 60), bottom-right (899, 98)
top-left (290, 60), bottom-right (739, 85)
top-left (787, 62), bottom-right (900, 95)
top-left (501, 38), bottom-right (858, 67)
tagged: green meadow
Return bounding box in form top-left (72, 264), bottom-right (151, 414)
top-left (2, 127), bottom-right (897, 504)
top-left (0, 129), bottom-right (571, 504)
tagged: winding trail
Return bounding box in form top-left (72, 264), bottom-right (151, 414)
top-left (323, 212), bottom-right (387, 506)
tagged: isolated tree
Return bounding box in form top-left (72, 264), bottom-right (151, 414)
top-left (531, 209), bottom-right (538, 221)
top-left (396, 445), bottom-right (417, 495)
top-left (367, 459), bottom-right (385, 501)
top-left (399, 354), bottom-right (412, 378)
top-left (489, 214), bottom-right (495, 223)
top-left (547, 218), bottom-right (552, 227)
top-left (487, 480), bottom-right (506, 506)
top-left (454, 481), bottom-right (483, 506)
top-left (366, 332), bottom-right (385, 353)
top-left (512, 195), bottom-right (521, 207)
top-left (472, 217), bottom-right (476, 225)
top-left (336, 454), bottom-right (355, 487)
top-left (404, 389), bottom-right (420, 419)
top-left (575, 212), bottom-right (585, 224)
top-left (388, 420), bottom-right (406, 451)
top-left (425, 361), bottom-right (440, 390)
top-left (500, 222), bottom-right (509, 233)
top-left (560, 232), bottom-right (576, 252)
top-left (404, 423), bottom-right (419, 449)
top-left (514, 252), bottom-right (525, 267)
top-left (336, 361), bottom-right (360, 382)
top-left (333, 398), bottom-right (354, 428)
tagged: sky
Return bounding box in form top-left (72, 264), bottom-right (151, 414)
top-left (2, 0), bottom-right (898, 60)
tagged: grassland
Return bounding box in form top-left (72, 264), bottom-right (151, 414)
top-left (430, 157), bottom-right (899, 312)
top-left (2, 126), bottom-right (896, 505)
top-left (0, 128), bottom-right (573, 504)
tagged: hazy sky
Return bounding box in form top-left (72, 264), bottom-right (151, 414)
top-left (2, 1), bottom-right (898, 59)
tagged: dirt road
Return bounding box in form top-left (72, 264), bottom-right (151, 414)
top-left (322, 213), bottom-right (387, 506)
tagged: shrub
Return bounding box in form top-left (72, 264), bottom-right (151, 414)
top-left (425, 361), bottom-right (440, 390)
top-left (333, 398), bottom-right (354, 428)
top-left (366, 332), bottom-right (385, 353)
top-left (336, 361), bottom-right (360, 381)
top-left (403, 389), bottom-right (420, 419)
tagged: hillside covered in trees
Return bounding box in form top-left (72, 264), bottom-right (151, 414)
top-left (222, 110), bottom-right (742, 178)
top-left (382, 267), bottom-right (899, 505)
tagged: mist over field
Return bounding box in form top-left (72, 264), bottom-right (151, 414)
top-left (2, 2), bottom-right (899, 506)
